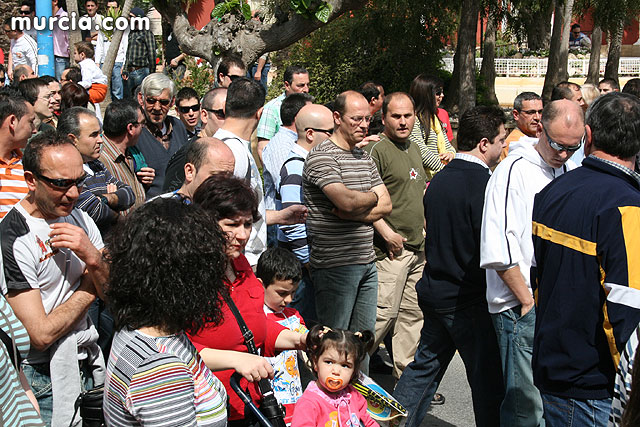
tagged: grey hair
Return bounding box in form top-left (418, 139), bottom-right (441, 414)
top-left (57, 106), bottom-right (96, 138)
top-left (140, 73), bottom-right (176, 98)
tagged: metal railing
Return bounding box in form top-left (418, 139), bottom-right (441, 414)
top-left (441, 57), bottom-right (640, 77)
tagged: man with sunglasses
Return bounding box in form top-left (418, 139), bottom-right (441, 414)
top-left (163, 87), bottom-right (227, 192)
top-left (480, 99), bottom-right (583, 427)
top-left (533, 93), bottom-right (640, 426)
top-left (2, 132), bottom-right (109, 426)
top-left (135, 73), bottom-right (188, 198)
top-left (501, 92), bottom-right (542, 161)
top-left (277, 103), bottom-right (334, 322)
top-left (215, 54), bottom-right (246, 89)
top-left (176, 87), bottom-right (201, 139)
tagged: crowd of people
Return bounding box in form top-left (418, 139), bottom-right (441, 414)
top-left (2, 2), bottom-right (640, 427)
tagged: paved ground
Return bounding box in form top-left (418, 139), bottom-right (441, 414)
top-left (370, 352), bottom-right (476, 427)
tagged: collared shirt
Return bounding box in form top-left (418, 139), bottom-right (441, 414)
top-left (96, 28), bottom-right (128, 64)
top-left (98, 136), bottom-right (146, 213)
top-left (0, 150), bottom-right (27, 219)
top-left (589, 154), bottom-right (640, 186)
top-left (262, 127), bottom-right (297, 210)
top-left (455, 152), bottom-right (491, 173)
top-left (52, 8), bottom-right (69, 57)
top-left (256, 93), bottom-right (285, 141)
top-left (124, 29), bottom-right (156, 72)
top-left (11, 34), bottom-right (38, 74)
top-left (78, 58), bottom-right (108, 89)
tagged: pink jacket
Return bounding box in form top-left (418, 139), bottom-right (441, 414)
top-left (291, 381), bottom-right (378, 427)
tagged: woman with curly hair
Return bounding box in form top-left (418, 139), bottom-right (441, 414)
top-left (189, 173), bottom-right (307, 426)
top-left (103, 198), bottom-right (229, 426)
top-left (409, 74), bottom-right (456, 180)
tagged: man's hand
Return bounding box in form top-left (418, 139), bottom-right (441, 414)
top-left (384, 231), bottom-right (406, 260)
top-left (106, 183), bottom-right (117, 193)
top-left (233, 353), bottom-right (274, 382)
top-left (277, 205), bottom-right (308, 225)
top-left (49, 223), bottom-right (101, 267)
top-left (356, 134), bottom-right (380, 149)
top-left (121, 70), bottom-right (129, 81)
top-left (521, 300), bottom-right (535, 317)
top-left (253, 71), bottom-right (261, 81)
top-left (170, 57), bottom-right (180, 68)
top-left (137, 167), bottom-right (155, 185)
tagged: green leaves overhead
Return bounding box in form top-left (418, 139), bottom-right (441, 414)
top-left (290, 0), bottom-right (333, 23)
top-left (211, 0), bottom-right (252, 21)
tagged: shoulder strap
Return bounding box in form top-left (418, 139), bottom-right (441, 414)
top-left (220, 136), bottom-right (253, 183)
top-left (223, 293), bottom-right (259, 355)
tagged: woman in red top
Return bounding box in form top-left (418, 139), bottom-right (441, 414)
top-left (189, 174), bottom-right (307, 426)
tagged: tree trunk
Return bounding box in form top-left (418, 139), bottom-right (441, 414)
top-left (102, 0), bottom-right (134, 104)
top-left (604, 22), bottom-right (623, 80)
top-left (542, 0), bottom-right (574, 103)
top-left (446, 0), bottom-right (480, 114)
top-left (525, 4), bottom-right (553, 51)
top-left (66, 0), bottom-right (83, 66)
top-left (480, 8), bottom-right (498, 105)
top-left (585, 25), bottom-right (602, 84)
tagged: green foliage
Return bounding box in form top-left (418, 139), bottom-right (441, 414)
top-left (173, 57), bottom-right (217, 97)
top-left (574, 0), bottom-right (640, 32)
top-left (271, 1), bottom-right (457, 104)
top-left (211, 0), bottom-right (252, 21)
top-left (101, 7), bottom-right (122, 41)
top-left (290, 0), bottom-right (333, 23)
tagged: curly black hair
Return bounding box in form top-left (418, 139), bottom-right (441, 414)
top-left (192, 173), bottom-right (261, 223)
top-left (305, 324), bottom-right (375, 383)
top-left (105, 198), bottom-right (228, 335)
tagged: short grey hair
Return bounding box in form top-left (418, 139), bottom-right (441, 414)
top-left (57, 106), bottom-right (96, 138)
top-left (140, 73), bottom-right (176, 98)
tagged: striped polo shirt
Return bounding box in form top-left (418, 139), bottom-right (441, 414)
top-left (0, 150), bottom-right (28, 219)
top-left (98, 136), bottom-right (146, 214)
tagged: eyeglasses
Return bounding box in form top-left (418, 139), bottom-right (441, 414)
top-left (521, 109), bottom-right (543, 116)
top-left (129, 120), bottom-right (145, 127)
top-left (19, 9), bottom-right (31, 15)
top-left (226, 75), bottom-right (243, 82)
top-left (346, 115), bottom-right (372, 124)
top-left (35, 172), bottom-right (88, 189)
top-left (434, 89), bottom-right (444, 96)
top-left (205, 108), bottom-right (225, 119)
top-left (305, 127), bottom-right (333, 135)
top-left (542, 125), bottom-right (584, 153)
top-left (178, 104), bottom-right (200, 114)
top-left (145, 97), bottom-right (171, 107)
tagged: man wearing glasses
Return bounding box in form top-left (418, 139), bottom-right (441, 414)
top-left (480, 99), bottom-right (583, 427)
top-left (215, 54), bottom-right (246, 88)
top-left (303, 91), bottom-right (391, 368)
top-left (501, 92), bottom-right (543, 161)
top-left (533, 93), bottom-right (640, 426)
top-left (2, 132), bottom-right (109, 426)
top-left (135, 73), bottom-right (188, 198)
top-left (175, 87), bottom-right (201, 139)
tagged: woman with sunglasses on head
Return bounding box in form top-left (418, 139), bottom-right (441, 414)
top-left (409, 74), bottom-right (456, 180)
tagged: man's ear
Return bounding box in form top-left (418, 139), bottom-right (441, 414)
top-left (68, 133), bottom-right (79, 145)
top-left (333, 110), bottom-right (341, 126)
top-left (583, 124), bottom-right (594, 155)
top-left (512, 109), bottom-right (520, 122)
top-left (6, 114), bottom-right (18, 133)
top-left (256, 106), bottom-right (264, 121)
top-left (24, 170), bottom-right (37, 191)
top-left (137, 91), bottom-right (144, 108)
top-left (184, 162), bottom-right (196, 182)
top-left (477, 137), bottom-right (490, 154)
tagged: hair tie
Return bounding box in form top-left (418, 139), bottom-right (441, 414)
top-left (319, 326), bottom-right (332, 338)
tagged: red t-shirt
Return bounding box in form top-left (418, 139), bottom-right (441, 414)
top-left (188, 254), bottom-right (286, 421)
top-left (437, 108), bottom-right (453, 142)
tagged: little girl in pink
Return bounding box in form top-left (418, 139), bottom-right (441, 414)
top-left (291, 325), bottom-right (378, 427)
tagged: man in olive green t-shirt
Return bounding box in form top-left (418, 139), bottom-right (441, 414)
top-left (364, 92), bottom-right (427, 379)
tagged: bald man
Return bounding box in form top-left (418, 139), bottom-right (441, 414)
top-left (303, 92), bottom-right (392, 369)
top-left (153, 137), bottom-right (234, 203)
top-left (278, 104), bottom-right (334, 322)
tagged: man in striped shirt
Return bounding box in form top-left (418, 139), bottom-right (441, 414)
top-left (0, 92), bottom-right (36, 219)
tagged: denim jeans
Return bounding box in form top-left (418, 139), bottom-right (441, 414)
top-left (54, 56), bottom-right (69, 81)
top-left (290, 265), bottom-right (317, 325)
top-left (541, 393), bottom-right (611, 427)
top-left (22, 361), bottom-right (94, 426)
top-left (88, 298), bottom-right (115, 358)
top-left (393, 302), bottom-right (504, 427)
top-left (312, 262), bottom-right (378, 372)
top-left (247, 62), bottom-right (271, 91)
top-left (124, 67), bottom-right (149, 99)
top-left (109, 61), bottom-right (124, 100)
top-left (492, 306), bottom-right (544, 427)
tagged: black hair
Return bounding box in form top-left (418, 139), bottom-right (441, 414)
top-left (60, 82), bottom-right (89, 110)
top-left (74, 41), bottom-right (94, 59)
top-left (39, 75), bottom-right (59, 85)
top-left (225, 77), bottom-right (265, 119)
top-left (0, 90), bottom-right (29, 124)
top-left (176, 87), bottom-right (199, 105)
top-left (21, 0), bottom-right (35, 11)
top-left (551, 81), bottom-right (581, 102)
top-left (193, 173), bottom-right (261, 223)
top-left (63, 66), bottom-right (82, 84)
top-left (23, 129), bottom-right (75, 175)
top-left (599, 78), bottom-right (620, 91)
top-left (586, 92), bottom-right (640, 159)
top-left (57, 106), bottom-right (95, 138)
top-left (256, 247), bottom-right (302, 287)
top-left (305, 325), bottom-right (375, 384)
top-left (622, 78), bottom-right (640, 99)
top-left (217, 54), bottom-right (245, 83)
top-left (17, 77), bottom-right (47, 105)
top-left (513, 92), bottom-right (542, 111)
top-left (284, 65), bottom-right (308, 85)
top-left (105, 198), bottom-right (228, 335)
top-left (280, 93), bottom-right (314, 126)
top-left (457, 105), bottom-right (506, 151)
top-left (410, 74), bottom-right (442, 128)
top-left (202, 87), bottom-right (226, 110)
top-left (103, 99), bottom-right (142, 138)
top-left (358, 81), bottom-right (380, 104)
top-left (571, 23), bottom-right (581, 31)
top-left (381, 92), bottom-right (415, 116)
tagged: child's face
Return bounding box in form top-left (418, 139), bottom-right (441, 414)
top-left (73, 49), bottom-right (84, 62)
top-left (315, 346), bottom-right (355, 393)
top-left (264, 279), bottom-right (298, 312)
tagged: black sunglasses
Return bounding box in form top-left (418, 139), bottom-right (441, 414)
top-left (178, 104), bottom-right (200, 114)
top-left (205, 108), bottom-right (225, 119)
top-left (227, 74), bottom-right (242, 82)
top-left (145, 97), bottom-right (171, 106)
top-left (35, 172), bottom-right (88, 189)
top-left (19, 9), bottom-right (31, 14)
top-left (305, 127), bottom-right (333, 135)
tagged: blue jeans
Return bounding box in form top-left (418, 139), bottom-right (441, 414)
top-left (124, 67), bottom-right (149, 99)
top-left (22, 361), bottom-right (94, 426)
top-left (541, 393), bottom-right (611, 427)
top-left (492, 306), bottom-right (544, 427)
top-left (54, 56), bottom-right (69, 80)
top-left (108, 61), bottom-right (124, 100)
top-left (393, 302), bottom-right (504, 427)
top-left (290, 265), bottom-right (317, 325)
top-left (312, 262), bottom-right (378, 372)
top-left (247, 62), bottom-right (271, 91)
